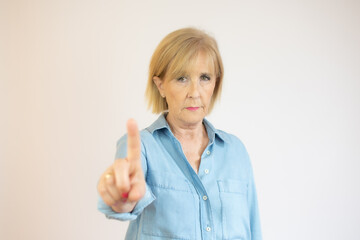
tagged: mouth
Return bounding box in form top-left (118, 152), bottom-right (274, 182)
top-left (186, 107), bottom-right (200, 111)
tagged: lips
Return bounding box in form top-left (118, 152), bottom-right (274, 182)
top-left (186, 107), bottom-right (199, 111)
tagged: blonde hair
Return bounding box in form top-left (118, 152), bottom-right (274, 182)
top-left (145, 27), bottom-right (224, 114)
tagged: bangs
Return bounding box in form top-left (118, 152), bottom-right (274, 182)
top-left (165, 46), bottom-right (219, 80)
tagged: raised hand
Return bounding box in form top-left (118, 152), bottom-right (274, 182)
top-left (97, 119), bottom-right (146, 213)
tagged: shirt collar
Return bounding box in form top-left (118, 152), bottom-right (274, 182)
top-left (146, 112), bottom-right (227, 143)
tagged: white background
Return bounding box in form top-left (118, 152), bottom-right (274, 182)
top-left (1, 0), bottom-right (359, 239)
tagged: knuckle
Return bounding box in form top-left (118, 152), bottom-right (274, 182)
top-left (104, 197), bottom-right (115, 207)
top-left (107, 187), bottom-right (121, 201)
top-left (98, 185), bottom-right (108, 196)
top-left (130, 145), bottom-right (140, 153)
top-left (116, 179), bottom-right (130, 192)
top-left (114, 158), bottom-right (127, 168)
top-left (106, 177), bottom-right (114, 186)
top-left (117, 184), bottom-right (127, 193)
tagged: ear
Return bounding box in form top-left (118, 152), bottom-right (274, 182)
top-left (153, 76), bottom-right (165, 98)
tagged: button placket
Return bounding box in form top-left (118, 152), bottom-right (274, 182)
top-left (200, 147), bottom-right (211, 176)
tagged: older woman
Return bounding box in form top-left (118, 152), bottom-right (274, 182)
top-left (97, 28), bottom-right (262, 240)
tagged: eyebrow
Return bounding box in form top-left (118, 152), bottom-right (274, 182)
top-left (200, 72), bottom-right (213, 76)
top-left (174, 71), bottom-right (213, 79)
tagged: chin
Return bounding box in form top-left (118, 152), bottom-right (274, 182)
top-left (182, 111), bottom-right (205, 124)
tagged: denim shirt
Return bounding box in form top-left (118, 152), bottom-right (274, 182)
top-left (98, 113), bottom-right (262, 240)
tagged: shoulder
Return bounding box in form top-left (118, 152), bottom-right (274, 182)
top-left (215, 128), bottom-right (251, 161)
top-left (216, 129), bottom-right (246, 148)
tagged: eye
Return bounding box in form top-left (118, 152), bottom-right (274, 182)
top-left (200, 74), bottom-right (211, 81)
top-left (176, 76), bottom-right (187, 82)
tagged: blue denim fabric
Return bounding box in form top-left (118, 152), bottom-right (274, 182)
top-left (98, 113), bottom-right (262, 240)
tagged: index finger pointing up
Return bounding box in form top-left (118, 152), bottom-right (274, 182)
top-left (126, 118), bottom-right (141, 162)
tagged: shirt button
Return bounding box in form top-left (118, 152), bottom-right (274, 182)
top-left (204, 169), bottom-right (209, 174)
top-left (206, 150), bottom-right (211, 155)
top-left (206, 227), bottom-right (211, 232)
top-left (203, 195), bottom-right (208, 201)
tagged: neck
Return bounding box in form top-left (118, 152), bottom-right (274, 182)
top-left (165, 113), bottom-right (206, 141)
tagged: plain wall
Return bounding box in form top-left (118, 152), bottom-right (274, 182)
top-left (1, 0), bottom-right (360, 239)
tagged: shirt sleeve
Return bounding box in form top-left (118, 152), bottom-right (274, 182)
top-left (97, 133), bottom-right (156, 221)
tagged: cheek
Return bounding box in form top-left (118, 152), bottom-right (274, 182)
top-left (205, 84), bottom-right (216, 100)
top-left (166, 90), bottom-right (186, 108)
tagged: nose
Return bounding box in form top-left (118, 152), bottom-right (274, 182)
top-left (187, 80), bottom-right (200, 99)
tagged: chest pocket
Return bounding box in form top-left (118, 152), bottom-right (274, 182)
top-left (218, 179), bottom-right (250, 240)
top-left (142, 171), bottom-right (198, 239)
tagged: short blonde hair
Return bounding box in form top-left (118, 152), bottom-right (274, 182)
top-left (145, 27), bottom-right (224, 114)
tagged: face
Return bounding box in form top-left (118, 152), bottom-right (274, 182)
top-left (154, 51), bottom-right (216, 126)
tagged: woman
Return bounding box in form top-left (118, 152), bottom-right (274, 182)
top-left (97, 27), bottom-right (262, 240)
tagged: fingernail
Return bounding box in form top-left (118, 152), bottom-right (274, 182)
top-left (122, 192), bottom-right (129, 198)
